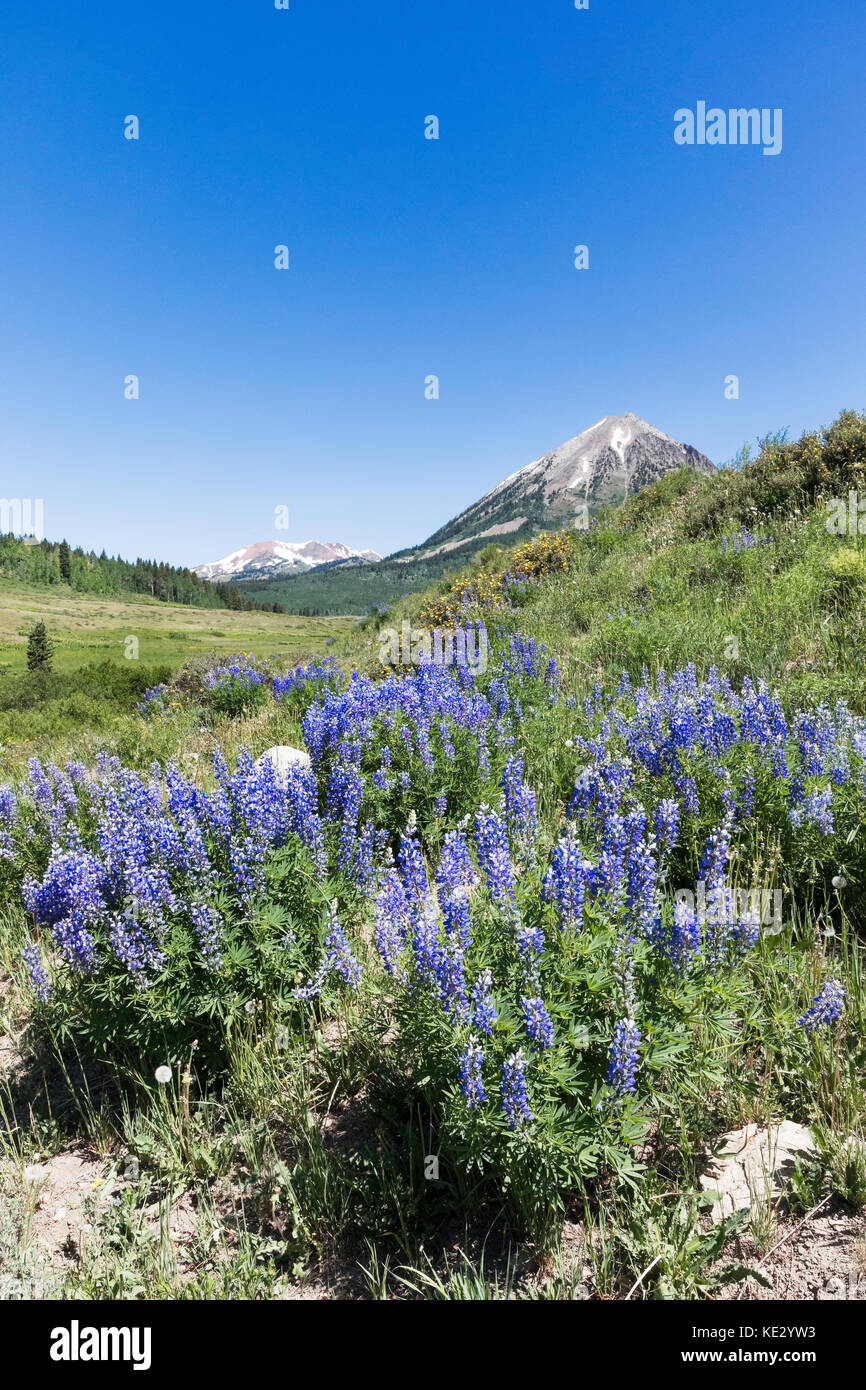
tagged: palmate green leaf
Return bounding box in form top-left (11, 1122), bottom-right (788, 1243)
top-left (254, 901), bottom-right (294, 930)
top-left (224, 938), bottom-right (255, 969)
top-left (642, 1034), bottom-right (691, 1066)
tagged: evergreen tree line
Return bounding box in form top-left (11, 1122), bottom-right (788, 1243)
top-left (0, 534), bottom-right (285, 613)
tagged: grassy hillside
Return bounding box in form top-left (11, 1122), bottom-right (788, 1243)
top-left (1, 410), bottom-right (865, 1302)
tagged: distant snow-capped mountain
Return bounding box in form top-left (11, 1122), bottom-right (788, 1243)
top-left (194, 540), bottom-right (382, 583)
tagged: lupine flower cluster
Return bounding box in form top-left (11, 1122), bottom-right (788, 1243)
top-left (500, 1051), bottom-right (533, 1129)
top-left (204, 656), bottom-right (269, 692)
top-left (500, 755), bottom-right (538, 862)
top-left (720, 528), bottom-right (773, 553)
top-left (543, 827), bottom-right (589, 930)
top-left (501, 569), bottom-right (538, 596)
top-left (293, 905), bottom-right (361, 1001)
top-left (272, 656), bottom-right (344, 705)
top-left (22, 943), bottom-right (51, 1002)
top-left (458, 1038), bottom-right (486, 1108)
top-left (204, 656), bottom-right (274, 716)
top-left (521, 995), bottom-right (554, 1050)
top-left (6, 622), bottom-right (864, 1147)
top-left (797, 979), bottom-right (845, 1034)
top-left (564, 668), bottom-right (866, 879)
top-left (0, 784), bottom-right (18, 860)
top-left (137, 684), bottom-right (168, 714)
top-left (605, 1018), bottom-right (641, 1098)
top-left (17, 749), bottom-right (329, 983)
top-left (302, 662), bottom-right (509, 776)
top-left (473, 806), bottom-right (517, 910)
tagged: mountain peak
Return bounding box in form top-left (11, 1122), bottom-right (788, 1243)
top-left (408, 414), bottom-right (714, 560)
top-left (194, 539), bottom-right (382, 584)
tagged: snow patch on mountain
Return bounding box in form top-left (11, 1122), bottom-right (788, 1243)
top-left (194, 539), bottom-right (382, 583)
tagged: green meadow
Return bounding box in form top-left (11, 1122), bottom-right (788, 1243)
top-left (0, 582), bottom-right (355, 770)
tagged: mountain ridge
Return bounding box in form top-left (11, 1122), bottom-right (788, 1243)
top-left (401, 413), bottom-right (714, 561)
top-left (194, 539), bottom-right (382, 584)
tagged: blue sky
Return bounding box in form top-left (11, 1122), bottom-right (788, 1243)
top-left (1, 0), bottom-right (864, 567)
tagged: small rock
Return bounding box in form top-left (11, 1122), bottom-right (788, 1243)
top-left (700, 1121), bottom-right (817, 1222)
top-left (255, 745), bottom-right (312, 781)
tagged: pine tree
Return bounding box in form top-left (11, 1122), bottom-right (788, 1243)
top-left (58, 540), bottom-right (71, 582)
top-left (27, 620), bottom-right (55, 672)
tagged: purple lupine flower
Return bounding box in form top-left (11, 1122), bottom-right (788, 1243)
top-left (500, 1051), bottom-right (533, 1129)
top-left (737, 769), bottom-right (756, 821)
top-left (543, 830), bottom-right (588, 930)
top-left (326, 762), bottom-right (364, 871)
top-left (677, 774), bottom-right (699, 817)
top-left (293, 908), bottom-right (360, 1000)
top-left (789, 788), bottom-right (834, 835)
top-left (605, 1018), bottom-right (641, 1098)
top-left (436, 935), bottom-right (468, 1023)
top-left (0, 786), bottom-right (17, 826)
top-left (625, 835), bottom-right (658, 932)
top-left (441, 884), bottom-right (472, 950)
top-left (516, 923), bottom-right (544, 965)
top-left (521, 995), bottom-right (554, 1050)
top-left (351, 819), bottom-right (386, 890)
top-left (374, 870), bottom-right (410, 976)
top-left (458, 1039), bottom-right (486, 1109)
top-left (189, 901), bottom-right (224, 969)
top-left (470, 968), bottom-right (497, 1035)
top-left (728, 899), bottom-right (761, 958)
top-left (653, 798), bottom-right (680, 855)
top-left (325, 908), bottom-right (361, 990)
top-left (397, 828), bottom-right (430, 908)
top-left (435, 830), bottom-right (477, 898)
top-left (27, 759), bottom-right (54, 812)
top-left (649, 899), bottom-right (701, 970)
top-left (109, 912), bottom-right (167, 976)
top-left (501, 756), bottom-right (538, 860)
top-left (474, 806), bottom-right (517, 909)
top-left (544, 657), bottom-right (561, 692)
top-left (798, 980), bottom-right (845, 1034)
top-left (699, 814), bottom-right (734, 889)
top-left (22, 944), bottom-right (50, 1001)
top-left (23, 850), bottom-right (108, 971)
top-left (410, 901), bottom-right (442, 989)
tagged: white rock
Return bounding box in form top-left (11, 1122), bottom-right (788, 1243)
top-left (700, 1121), bottom-right (817, 1222)
top-left (255, 745), bottom-right (312, 781)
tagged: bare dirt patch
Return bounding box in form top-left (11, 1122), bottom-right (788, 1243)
top-left (724, 1198), bottom-right (866, 1300)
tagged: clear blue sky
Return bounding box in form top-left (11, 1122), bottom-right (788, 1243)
top-left (1, 0), bottom-right (864, 568)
